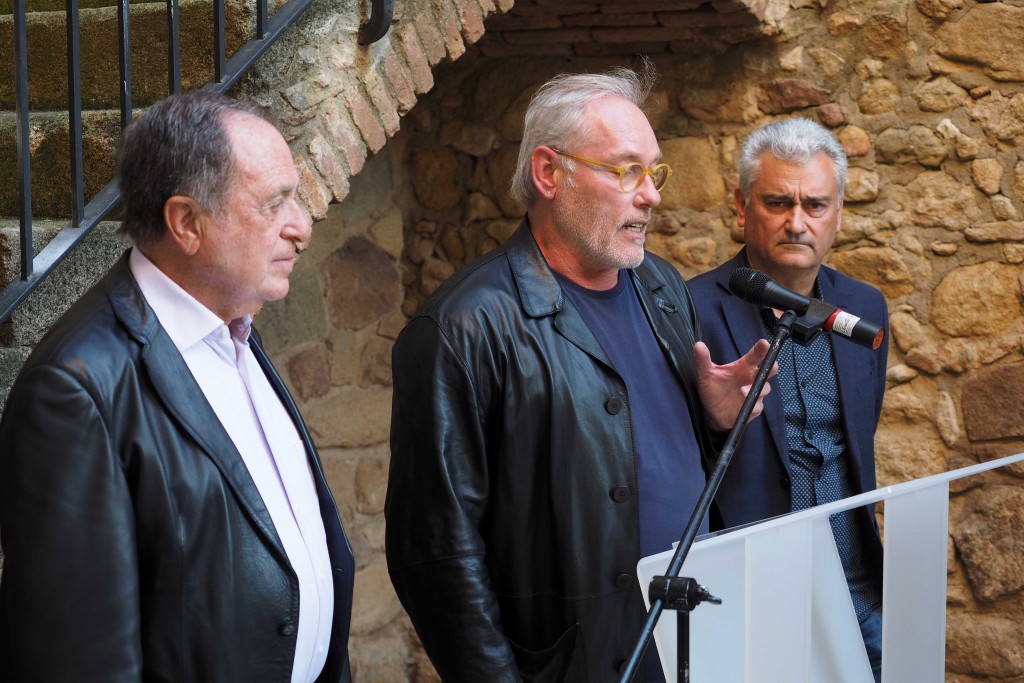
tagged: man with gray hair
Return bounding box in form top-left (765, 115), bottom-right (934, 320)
top-left (386, 65), bottom-right (774, 682)
top-left (688, 117), bottom-right (888, 681)
top-left (0, 90), bottom-right (354, 682)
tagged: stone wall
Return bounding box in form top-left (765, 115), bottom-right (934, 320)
top-left (3, 0), bottom-right (1023, 678)
top-left (252, 0), bottom-right (1024, 680)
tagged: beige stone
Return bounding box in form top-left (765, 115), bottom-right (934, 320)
top-left (991, 195), bottom-right (1018, 221)
top-left (369, 205), bottom-right (407, 262)
top-left (946, 610), bottom-right (1024, 678)
top-left (358, 336), bottom-right (394, 388)
top-left (667, 237), bottom-right (717, 270)
top-left (858, 79), bottom-right (900, 115)
top-left (930, 262), bottom-right (1022, 337)
top-left (962, 363), bottom-right (1024, 441)
top-left (285, 342), bottom-right (332, 402)
top-left (817, 102), bottom-right (845, 127)
top-left (758, 79), bottom-right (831, 114)
top-left (904, 345), bottom-right (942, 375)
top-left (913, 77), bottom-right (966, 112)
top-left (836, 125), bottom-right (871, 158)
top-left (954, 484), bottom-right (1024, 604)
top-left (971, 158), bottom-right (1004, 195)
top-left (326, 236), bottom-right (403, 331)
top-left (936, 3), bottom-right (1024, 82)
top-left (935, 390), bottom-right (960, 447)
top-left (899, 171), bottom-right (981, 229)
top-left (350, 634), bottom-right (409, 683)
top-left (462, 192), bottom-right (502, 223)
top-left (965, 221), bottom-right (1024, 243)
top-left (864, 13), bottom-right (907, 60)
top-left (356, 456), bottom-right (389, 515)
top-left (440, 120), bottom-right (499, 157)
top-left (1006, 244), bottom-right (1024, 264)
top-left (807, 47), bottom-right (846, 78)
top-left (929, 241), bottom-right (958, 256)
top-left (659, 137), bottom-right (726, 212)
top-left (779, 45), bottom-right (803, 71)
top-left (875, 125), bottom-right (948, 168)
top-left (886, 363), bottom-right (918, 384)
top-left (844, 167), bottom-right (879, 202)
top-left (828, 247), bottom-right (915, 299)
top-left (875, 420), bottom-right (946, 486)
top-left (916, 0), bottom-right (963, 20)
top-left (890, 310), bottom-right (925, 353)
top-left (828, 12), bottom-right (861, 35)
top-left (305, 385), bottom-right (392, 448)
top-left (351, 558), bottom-right (404, 636)
top-left (410, 146), bottom-right (464, 211)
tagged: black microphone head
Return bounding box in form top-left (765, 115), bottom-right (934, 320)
top-left (728, 267), bottom-right (770, 305)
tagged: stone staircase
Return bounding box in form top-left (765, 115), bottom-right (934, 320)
top-left (0, 0), bottom-right (270, 405)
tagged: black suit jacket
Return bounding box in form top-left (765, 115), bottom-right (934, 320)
top-left (0, 252), bottom-right (354, 682)
top-left (687, 251), bottom-right (888, 572)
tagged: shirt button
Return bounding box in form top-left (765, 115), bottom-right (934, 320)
top-left (279, 622), bottom-right (297, 636)
top-left (610, 485), bottom-right (631, 502)
top-left (614, 573), bottom-right (634, 590)
top-left (605, 396), bottom-right (623, 415)
top-left (780, 476), bottom-right (791, 490)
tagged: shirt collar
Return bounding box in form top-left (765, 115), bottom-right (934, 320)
top-left (129, 248), bottom-right (252, 353)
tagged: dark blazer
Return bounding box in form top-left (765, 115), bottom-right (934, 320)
top-left (687, 250), bottom-right (888, 570)
top-left (387, 221), bottom-right (718, 683)
top-left (0, 252), bottom-right (354, 683)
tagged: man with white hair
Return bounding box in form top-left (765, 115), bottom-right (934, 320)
top-left (689, 117), bottom-right (888, 682)
top-left (386, 64), bottom-right (773, 682)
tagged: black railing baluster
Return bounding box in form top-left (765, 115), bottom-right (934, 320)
top-left (13, 0), bottom-right (33, 281)
top-left (168, 0), bottom-right (181, 94)
top-left (214, 0), bottom-right (225, 82)
top-left (0, 0), bottom-right (337, 325)
top-left (257, 0), bottom-right (268, 39)
top-left (118, 0), bottom-right (133, 128)
top-left (67, 0), bottom-right (85, 227)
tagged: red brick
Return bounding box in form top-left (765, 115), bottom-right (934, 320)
top-left (500, 28), bottom-right (593, 44)
top-left (307, 131), bottom-right (351, 202)
top-left (477, 41), bottom-right (574, 57)
top-left (485, 13), bottom-right (564, 30)
top-left (575, 41), bottom-right (670, 57)
top-left (414, 11), bottom-right (447, 64)
top-left (564, 12), bottom-right (657, 27)
top-left (460, 0), bottom-right (486, 44)
top-left (294, 155), bottom-right (331, 221)
top-left (592, 26), bottom-right (687, 42)
top-left (659, 9), bottom-right (760, 27)
top-left (383, 50), bottom-right (418, 114)
top-left (432, 0), bottom-right (467, 59)
top-left (321, 105), bottom-right (367, 175)
top-left (347, 88), bottom-right (388, 154)
top-left (396, 23), bottom-right (435, 94)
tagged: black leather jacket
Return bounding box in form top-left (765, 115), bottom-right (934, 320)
top-left (0, 253), bottom-right (354, 682)
top-left (386, 222), bottom-right (717, 682)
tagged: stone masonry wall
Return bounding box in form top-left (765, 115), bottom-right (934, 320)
top-left (253, 0), bottom-right (1024, 680)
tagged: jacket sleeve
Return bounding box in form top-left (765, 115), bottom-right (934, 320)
top-left (0, 364), bottom-right (143, 681)
top-left (385, 316), bottom-right (521, 683)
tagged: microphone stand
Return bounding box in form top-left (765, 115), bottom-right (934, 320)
top-left (619, 309), bottom-right (799, 683)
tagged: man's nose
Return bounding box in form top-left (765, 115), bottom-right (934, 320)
top-left (636, 174), bottom-right (661, 208)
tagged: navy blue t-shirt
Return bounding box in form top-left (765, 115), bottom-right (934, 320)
top-left (556, 270), bottom-right (708, 558)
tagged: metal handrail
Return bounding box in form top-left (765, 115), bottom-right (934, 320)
top-left (1, 0), bottom-right (393, 326)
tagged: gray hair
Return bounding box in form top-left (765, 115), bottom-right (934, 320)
top-left (117, 90), bottom-right (273, 248)
top-left (737, 118), bottom-right (847, 205)
top-left (509, 63), bottom-right (657, 208)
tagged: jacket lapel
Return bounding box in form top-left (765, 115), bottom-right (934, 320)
top-left (717, 255), bottom-right (790, 470)
top-left (107, 256), bottom-right (288, 562)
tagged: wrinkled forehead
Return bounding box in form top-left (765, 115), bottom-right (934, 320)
top-left (753, 151), bottom-right (839, 196)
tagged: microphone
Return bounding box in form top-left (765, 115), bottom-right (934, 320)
top-left (728, 267), bottom-right (885, 350)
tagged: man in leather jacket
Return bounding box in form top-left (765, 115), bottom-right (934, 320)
top-left (0, 92), bottom-right (354, 682)
top-left (386, 65), bottom-right (772, 682)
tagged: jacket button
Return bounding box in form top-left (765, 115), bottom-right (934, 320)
top-left (279, 622), bottom-right (297, 636)
top-left (610, 485), bottom-right (630, 502)
top-left (614, 573), bottom-right (633, 590)
top-left (605, 396), bottom-right (623, 415)
top-left (780, 476), bottom-right (791, 490)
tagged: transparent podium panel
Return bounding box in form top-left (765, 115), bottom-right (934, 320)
top-left (636, 452), bottom-right (1024, 683)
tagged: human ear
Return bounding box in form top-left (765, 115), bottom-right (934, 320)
top-left (531, 146), bottom-right (560, 200)
top-left (163, 195), bottom-right (205, 256)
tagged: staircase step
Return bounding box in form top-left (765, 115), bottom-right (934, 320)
top-left (0, 0), bottom-right (255, 111)
top-left (0, 109), bottom-right (123, 218)
top-left (0, 0), bottom-right (154, 15)
top-left (0, 219), bottom-right (124, 347)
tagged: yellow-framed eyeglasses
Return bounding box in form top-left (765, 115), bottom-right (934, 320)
top-left (553, 148), bottom-right (672, 192)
